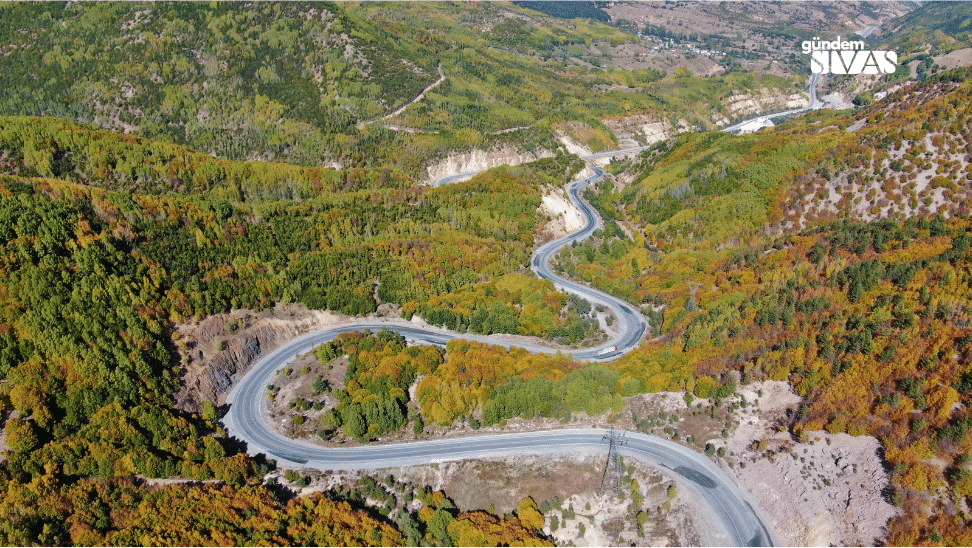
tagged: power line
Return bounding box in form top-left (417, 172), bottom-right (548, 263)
top-left (600, 429), bottom-right (627, 496)
top-left (687, 281), bottom-right (703, 312)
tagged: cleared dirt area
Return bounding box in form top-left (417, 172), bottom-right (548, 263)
top-left (266, 350), bottom-right (343, 441)
top-left (392, 454), bottom-right (603, 516)
top-left (591, 382), bottom-right (895, 546)
top-left (935, 47), bottom-right (972, 71)
top-left (727, 382), bottom-right (898, 546)
top-left (276, 451), bottom-right (707, 547)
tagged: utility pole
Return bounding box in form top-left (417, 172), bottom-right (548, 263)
top-left (601, 429), bottom-right (627, 496)
top-left (686, 281), bottom-right (702, 312)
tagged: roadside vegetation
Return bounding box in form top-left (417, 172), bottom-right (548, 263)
top-left (0, 127), bottom-right (586, 544)
top-left (2, 67), bottom-right (970, 548)
top-left (304, 330), bottom-right (634, 442)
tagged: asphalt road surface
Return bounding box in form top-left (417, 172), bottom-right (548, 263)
top-left (530, 165), bottom-right (647, 359)
top-left (225, 368), bottom-right (773, 548)
top-left (225, 148), bottom-right (777, 545)
top-left (433, 160), bottom-right (650, 359)
top-left (224, 324), bottom-right (773, 546)
top-left (858, 24), bottom-right (880, 40)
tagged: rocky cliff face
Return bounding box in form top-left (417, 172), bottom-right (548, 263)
top-left (424, 146), bottom-right (556, 184)
top-left (602, 115), bottom-right (696, 150)
top-left (204, 331), bottom-right (272, 403)
top-left (422, 89), bottom-right (805, 184)
top-left (714, 88), bottom-right (809, 125)
top-left (173, 304), bottom-right (353, 412)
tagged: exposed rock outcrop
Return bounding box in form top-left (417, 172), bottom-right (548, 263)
top-left (424, 146), bottom-right (556, 184)
top-left (173, 303), bottom-right (353, 412)
top-left (601, 115), bottom-right (695, 150)
top-left (537, 181), bottom-right (587, 241)
top-left (726, 381), bottom-right (897, 546)
top-left (204, 331), bottom-right (271, 400)
top-left (715, 88), bottom-right (809, 125)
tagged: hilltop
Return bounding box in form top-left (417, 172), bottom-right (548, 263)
top-left (0, 2), bottom-right (803, 180)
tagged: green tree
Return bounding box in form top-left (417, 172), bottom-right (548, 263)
top-left (428, 508), bottom-right (454, 543)
top-left (341, 406), bottom-right (367, 439)
top-left (202, 400), bottom-right (217, 422)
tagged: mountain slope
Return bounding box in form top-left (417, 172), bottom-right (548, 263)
top-left (557, 69), bottom-right (972, 545)
top-left (884, 1), bottom-right (972, 56)
top-left (0, 127), bottom-right (576, 543)
top-left (0, 2), bottom-right (802, 177)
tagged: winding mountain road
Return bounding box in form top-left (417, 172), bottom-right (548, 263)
top-left (225, 148), bottom-right (780, 544)
top-left (530, 165), bottom-right (645, 359)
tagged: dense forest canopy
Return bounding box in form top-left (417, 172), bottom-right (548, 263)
top-left (0, 142), bottom-right (574, 543)
top-left (511, 1), bottom-right (610, 22)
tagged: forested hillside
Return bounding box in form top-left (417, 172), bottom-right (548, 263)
top-left (0, 116), bottom-right (598, 317)
top-left (305, 329), bottom-right (658, 441)
top-left (512, 1), bottom-right (610, 22)
top-left (0, 110), bottom-right (589, 543)
top-left (885, 2), bottom-right (972, 57)
top-left (0, 2), bottom-right (799, 177)
top-left (539, 69), bottom-right (972, 545)
top-left (0, 459), bottom-right (551, 546)
top-left (558, 68), bottom-right (972, 311)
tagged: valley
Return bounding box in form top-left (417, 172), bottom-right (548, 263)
top-left (1, 1), bottom-right (972, 547)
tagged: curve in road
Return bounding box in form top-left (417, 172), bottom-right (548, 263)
top-left (225, 150), bottom-right (776, 546)
top-left (530, 165), bottom-right (646, 359)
